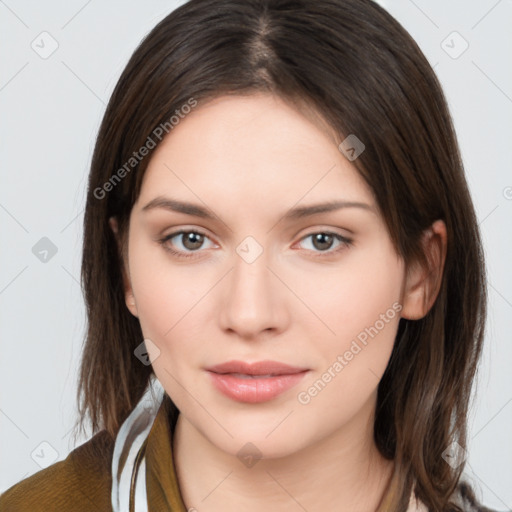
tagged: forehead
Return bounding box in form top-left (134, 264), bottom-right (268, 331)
top-left (135, 93), bottom-right (375, 214)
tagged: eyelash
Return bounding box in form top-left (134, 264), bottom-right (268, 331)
top-left (158, 229), bottom-right (353, 260)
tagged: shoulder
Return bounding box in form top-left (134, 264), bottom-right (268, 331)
top-left (411, 480), bottom-right (505, 512)
top-left (0, 430), bottom-right (115, 512)
top-left (450, 480), bottom-right (505, 512)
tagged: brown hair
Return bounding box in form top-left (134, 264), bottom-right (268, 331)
top-left (74, 1), bottom-right (487, 510)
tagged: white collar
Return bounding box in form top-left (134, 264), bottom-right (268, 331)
top-left (111, 374), bottom-right (165, 512)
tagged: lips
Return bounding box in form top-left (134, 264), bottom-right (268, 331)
top-left (205, 360), bottom-right (309, 403)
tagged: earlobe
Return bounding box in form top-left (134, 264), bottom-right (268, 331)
top-left (125, 292), bottom-right (139, 318)
top-left (109, 216), bottom-right (139, 318)
top-left (400, 220), bottom-right (447, 320)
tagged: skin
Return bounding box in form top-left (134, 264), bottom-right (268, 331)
top-left (110, 93), bottom-right (447, 511)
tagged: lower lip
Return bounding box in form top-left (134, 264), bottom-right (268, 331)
top-left (207, 371), bottom-right (309, 403)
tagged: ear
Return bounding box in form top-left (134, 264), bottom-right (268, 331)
top-left (400, 219), bottom-right (447, 320)
top-left (109, 216), bottom-right (138, 318)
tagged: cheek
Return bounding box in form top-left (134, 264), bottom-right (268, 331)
top-left (294, 296), bottom-right (401, 430)
top-left (128, 238), bottom-right (205, 338)
top-left (291, 246), bottom-right (403, 398)
top-left (287, 243), bottom-right (404, 339)
top-left (128, 249), bottom-right (206, 393)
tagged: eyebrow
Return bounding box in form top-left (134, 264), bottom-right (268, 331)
top-left (141, 196), bottom-right (374, 220)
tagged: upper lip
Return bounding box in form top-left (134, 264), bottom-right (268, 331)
top-left (206, 360), bottom-right (308, 376)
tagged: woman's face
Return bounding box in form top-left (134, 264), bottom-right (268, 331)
top-left (121, 93), bottom-right (411, 459)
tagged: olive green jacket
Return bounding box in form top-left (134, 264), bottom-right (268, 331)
top-left (0, 397), bottom-right (187, 511)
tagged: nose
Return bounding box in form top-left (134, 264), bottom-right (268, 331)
top-left (218, 245), bottom-right (289, 340)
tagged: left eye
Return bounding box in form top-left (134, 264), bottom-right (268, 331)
top-left (161, 230), bottom-right (215, 254)
top-left (297, 232), bottom-right (352, 253)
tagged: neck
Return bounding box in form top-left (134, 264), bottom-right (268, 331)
top-left (172, 395), bottom-right (394, 512)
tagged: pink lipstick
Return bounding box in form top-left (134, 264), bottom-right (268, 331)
top-left (205, 360), bottom-right (309, 403)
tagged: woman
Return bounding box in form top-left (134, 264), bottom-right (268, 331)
top-left (0, 0), bottom-right (499, 510)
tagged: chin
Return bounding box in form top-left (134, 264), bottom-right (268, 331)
top-left (208, 423), bottom-right (309, 462)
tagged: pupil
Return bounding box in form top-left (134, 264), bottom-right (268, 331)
top-left (313, 233), bottom-right (333, 251)
top-left (184, 232), bottom-right (203, 250)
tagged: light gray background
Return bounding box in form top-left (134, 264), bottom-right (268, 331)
top-left (1, 0), bottom-right (511, 509)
